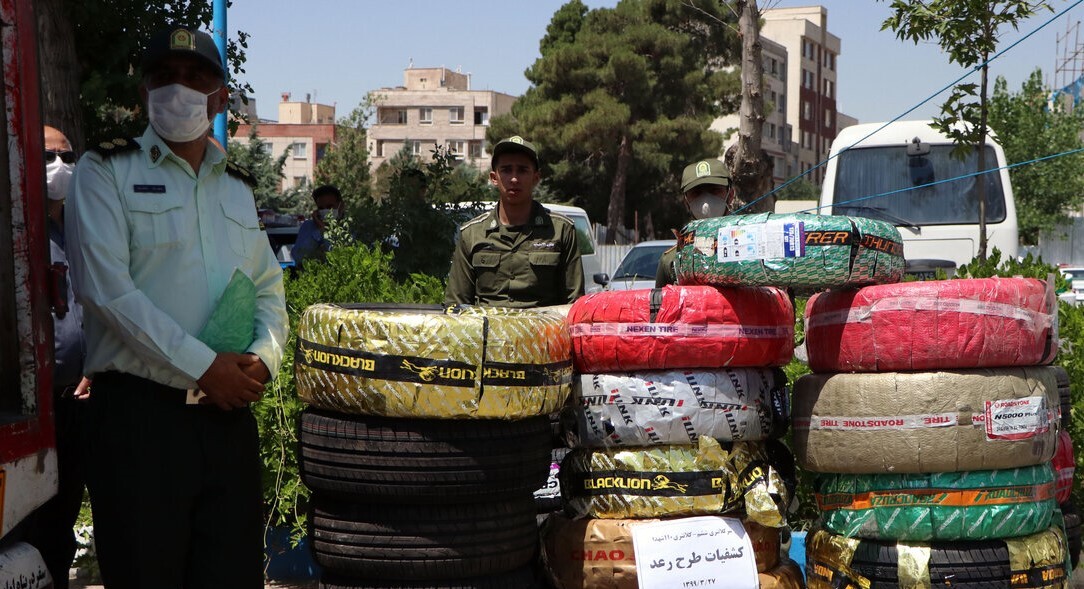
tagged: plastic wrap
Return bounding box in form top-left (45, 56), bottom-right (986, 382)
top-left (540, 514), bottom-right (781, 589)
top-left (567, 285), bottom-right (794, 373)
top-left (674, 213), bottom-right (904, 290)
top-left (564, 368), bottom-right (789, 447)
top-left (816, 464), bottom-right (1057, 541)
top-left (295, 304), bottom-right (572, 418)
top-left (793, 368), bottom-right (1060, 474)
top-left (805, 277), bottom-right (1057, 372)
top-left (559, 438), bottom-right (792, 526)
top-left (806, 524), bottom-right (1069, 589)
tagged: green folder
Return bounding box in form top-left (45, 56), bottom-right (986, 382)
top-left (197, 268), bottom-right (256, 353)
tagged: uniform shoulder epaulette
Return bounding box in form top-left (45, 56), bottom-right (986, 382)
top-left (89, 137), bottom-right (140, 158)
top-left (459, 210), bottom-right (492, 231)
top-left (225, 161), bottom-right (257, 188)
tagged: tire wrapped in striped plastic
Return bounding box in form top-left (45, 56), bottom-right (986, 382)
top-left (805, 277), bottom-right (1057, 372)
top-left (792, 368), bottom-right (1060, 474)
top-left (805, 524), bottom-right (1070, 589)
top-left (540, 513), bottom-right (781, 588)
top-left (567, 285), bottom-right (794, 373)
top-left (815, 464), bottom-right (1057, 541)
top-left (559, 437), bottom-right (794, 526)
top-left (563, 368), bottom-right (789, 447)
top-left (674, 213), bottom-right (904, 290)
top-left (295, 304), bottom-right (572, 418)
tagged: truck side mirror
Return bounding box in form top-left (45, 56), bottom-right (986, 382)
top-left (593, 272), bottom-right (610, 286)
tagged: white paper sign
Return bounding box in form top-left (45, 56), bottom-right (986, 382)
top-left (630, 516), bottom-right (759, 589)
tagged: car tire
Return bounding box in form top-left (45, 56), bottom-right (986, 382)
top-left (299, 409), bottom-right (551, 502)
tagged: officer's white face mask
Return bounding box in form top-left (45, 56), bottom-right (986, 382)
top-left (687, 192), bottom-right (731, 220)
top-left (45, 158), bottom-right (74, 202)
top-left (147, 83), bottom-right (217, 143)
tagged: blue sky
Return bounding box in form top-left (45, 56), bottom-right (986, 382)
top-left (227, 0), bottom-right (1084, 125)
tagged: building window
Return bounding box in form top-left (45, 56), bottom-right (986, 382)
top-left (827, 53), bottom-right (836, 71)
top-left (824, 79), bottom-right (834, 99)
top-left (379, 108), bottom-right (407, 125)
top-left (802, 69), bottom-right (814, 89)
top-left (291, 142), bottom-right (307, 159)
top-left (449, 107), bottom-right (465, 124)
top-left (375, 140), bottom-right (384, 158)
top-left (767, 123), bottom-right (777, 140)
top-left (825, 109), bottom-right (833, 129)
top-left (770, 58), bottom-right (778, 76)
top-left (411, 140), bottom-right (422, 156)
top-left (419, 108), bottom-right (432, 125)
top-left (448, 140), bottom-right (466, 157)
top-left (468, 141), bottom-right (482, 158)
top-left (778, 94), bottom-right (784, 113)
top-left (293, 176), bottom-right (306, 187)
top-left (802, 101), bottom-right (812, 121)
top-left (474, 108), bottom-right (489, 126)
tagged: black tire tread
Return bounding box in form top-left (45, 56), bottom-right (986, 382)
top-left (318, 565), bottom-right (542, 589)
top-left (299, 409), bottom-right (551, 502)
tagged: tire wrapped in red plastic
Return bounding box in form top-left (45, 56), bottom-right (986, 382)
top-left (805, 277), bottom-right (1056, 372)
top-left (1054, 430), bottom-right (1075, 504)
top-left (567, 285), bottom-right (794, 373)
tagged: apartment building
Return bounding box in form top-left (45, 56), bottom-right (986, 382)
top-left (367, 67), bottom-right (516, 171)
top-left (710, 35), bottom-right (794, 187)
top-left (234, 92), bottom-right (337, 191)
top-left (762, 5), bottom-right (841, 186)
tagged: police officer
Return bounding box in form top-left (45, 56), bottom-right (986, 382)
top-left (445, 136), bottom-right (584, 307)
top-left (65, 26), bottom-right (287, 589)
top-left (655, 159), bottom-right (737, 287)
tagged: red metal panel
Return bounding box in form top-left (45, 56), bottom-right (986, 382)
top-left (0, 0), bottom-right (56, 464)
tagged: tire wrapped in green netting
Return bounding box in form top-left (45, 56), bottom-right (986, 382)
top-left (674, 213), bottom-right (905, 290)
top-left (815, 463), bottom-right (1057, 541)
top-left (805, 523), bottom-right (1069, 589)
top-left (295, 304), bottom-right (572, 418)
top-left (559, 437), bottom-right (793, 527)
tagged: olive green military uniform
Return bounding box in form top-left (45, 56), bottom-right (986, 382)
top-left (445, 200), bottom-right (584, 308)
top-left (655, 245), bottom-right (679, 287)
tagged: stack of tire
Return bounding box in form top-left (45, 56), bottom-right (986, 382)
top-left (542, 285), bottom-right (803, 588)
top-left (794, 277), bottom-right (1074, 588)
top-left (293, 303), bottom-right (574, 589)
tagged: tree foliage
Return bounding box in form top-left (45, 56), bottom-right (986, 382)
top-left (314, 102), bottom-right (374, 210)
top-left (987, 69), bottom-right (1084, 245)
top-left (489, 0), bottom-right (741, 243)
top-left (227, 128), bottom-right (307, 214)
top-left (774, 178), bottom-right (819, 201)
top-left (38, 0), bottom-right (254, 152)
top-left (880, 0), bottom-right (1052, 259)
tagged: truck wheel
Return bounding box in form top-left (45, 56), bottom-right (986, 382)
top-left (299, 409), bottom-right (550, 502)
top-left (310, 497), bottom-right (537, 580)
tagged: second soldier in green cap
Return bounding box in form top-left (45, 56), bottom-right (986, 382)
top-left (655, 158), bottom-right (737, 286)
top-left (445, 136), bottom-right (584, 308)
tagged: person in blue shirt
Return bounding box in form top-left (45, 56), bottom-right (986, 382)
top-left (292, 184), bottom-right (344, 270)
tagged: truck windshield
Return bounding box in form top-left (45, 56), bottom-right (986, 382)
top-left (831, 144), bottom-right (1006, 226)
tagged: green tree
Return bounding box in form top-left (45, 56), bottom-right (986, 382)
top-left (774, 178), bottom-right (819, 201)
top-left (489, 0), bottom-right (740, 243)
top-left (881, 0), bottom-right (1053, 260)
top-left (37, 0), bottom-right (254, 152)
top-left (314, 103), bottom-right (374, 209)
top-left (988, 69), bottom-right (1084, 245)
top-left (226, 128), bottom-right (307, 214)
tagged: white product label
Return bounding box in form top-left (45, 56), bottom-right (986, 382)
top-left (716, 221), bottom-right (805, 262)
top-left (631, 516), bottom-right (758, 589)
top-left (795, 413), bottom-right (958, 431)
top-left (985, 396), bottom-right (1049, 441)
top-left (533, 461), bottom-right (561, 500)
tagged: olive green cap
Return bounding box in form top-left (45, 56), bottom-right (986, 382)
top-left (491, 136), bottom-right (539, 169)
top-left (681, 159), bottom-right (731, 193)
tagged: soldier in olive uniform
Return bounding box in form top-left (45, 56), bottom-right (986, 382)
top-left (655, 159), bottom-right (737, 287)
top-left (445, 136), bottom-right (584, 307)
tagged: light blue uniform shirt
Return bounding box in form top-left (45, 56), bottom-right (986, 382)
top-left (66, 126), bottom-right (288, 390)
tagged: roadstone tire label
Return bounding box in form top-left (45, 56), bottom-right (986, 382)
top-left (986, 396), bottom-right (1050, 441)
top-left (675, 213), bottom-right (904, 290)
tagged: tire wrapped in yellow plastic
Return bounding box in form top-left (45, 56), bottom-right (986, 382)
top-left (559, 437), bottom-right (793, 526)
top-left (295, 304), bottom-right (572, 418)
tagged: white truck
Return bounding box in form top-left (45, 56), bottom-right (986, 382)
top-left (819, 120), bottom-right (1019, 277)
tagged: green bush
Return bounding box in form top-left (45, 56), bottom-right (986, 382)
top-left (253, 243), bottom-right (444, 537)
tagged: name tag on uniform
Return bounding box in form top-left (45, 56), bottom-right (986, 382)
top-left (133, 184), bottom-right (166, 193)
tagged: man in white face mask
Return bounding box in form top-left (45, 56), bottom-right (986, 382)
top-left (64, 26), bottom-right (287, 589)
top-left (655, 158), bottom-right (736, 287)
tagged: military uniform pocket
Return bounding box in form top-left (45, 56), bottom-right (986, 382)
top-left (528, 251), bottom-right (560, 284)
top-left (126, 194), bottom-right (185, 250)
top-left (221, 199), bottom-right (261, 257)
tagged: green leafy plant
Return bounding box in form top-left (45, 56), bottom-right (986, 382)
top-left (253, 243), bottom-right (444, 539)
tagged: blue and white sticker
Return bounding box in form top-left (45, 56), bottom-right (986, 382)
top-left (716, 221), bottom-right (805, 262)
